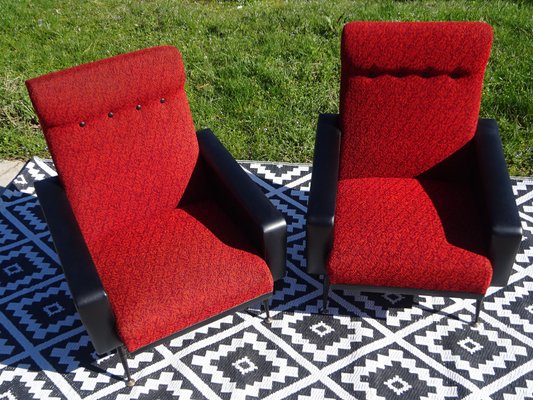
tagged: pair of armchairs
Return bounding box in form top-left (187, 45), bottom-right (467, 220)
top-left (26, 22), bottom-right (521, 387)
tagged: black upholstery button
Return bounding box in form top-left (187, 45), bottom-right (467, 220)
top-left (108, 112), bottom-right (114, 118)
top-left (79, 121), bottom-right (86, 127)
top-left (136, 104), bottom-right (142, 110)
top-left (160, 98), bottom-right (166, 104)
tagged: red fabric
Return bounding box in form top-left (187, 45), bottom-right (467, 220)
top-left (339, 22), bottom-right (492, 179)
top-left (91, 200), bottom-right (272, 352)
top-left (26, 46), bottom-right (186, 128)
top-left (26, 46), bottom-right (273, 352)
top-left (26, 46), bottom-right (198, 246)
top-left (328, 178), bottom-right (492, 294)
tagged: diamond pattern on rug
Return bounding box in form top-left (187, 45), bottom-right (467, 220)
top-left (0, 244), bottom-right (58, 298)
top-left (270, 307), bottom-right (378, 364)
top-left (413, 319), bottom-right (529, 382)
top-left (41, 331), bottom-right (166, 395)
top-left (483, 275), bottom-right (533, 336)
top-left (8, 201), bottom-right (47, 233)
top-left (0, 324), bottom-right (24, 362)
top-left (0, 219), bottom-right (22, 247)
top-left (0, 158), bottom-right (531, 399)
top-left (336, 346), bottom-right (463, 399)
top-left (186, 329), bottom-right (303, 399)
top-left (3, 281), bottom-right (79, 344)
top-left (114, 368), bottom-right (197, 400)
top-left (291, 385), bottom-right (342, 400)
top-left (0, 357), bottom-right (65, 399)
top-left (490, 372), bottom-right (533, 400)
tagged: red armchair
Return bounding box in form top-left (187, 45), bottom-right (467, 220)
top-left (306, 22), bottom-right (522, 323)
top-left (26, 46), bottom-right (287, 386)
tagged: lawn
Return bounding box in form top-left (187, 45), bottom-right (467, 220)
top-left (0, 0), bottom-right (531, 175)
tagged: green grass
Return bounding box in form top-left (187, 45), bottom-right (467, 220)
top-left (1, 0), bottom-right (531, 175)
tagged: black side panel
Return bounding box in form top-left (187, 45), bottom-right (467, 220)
top-left (306, 114), bottom-right (341, 275)
top-left (196, 129), bottom-right (287, 281)
top-left (35, 177), bottom-right (122, 354)
top-left (475, 119), bottom-right (522, 286)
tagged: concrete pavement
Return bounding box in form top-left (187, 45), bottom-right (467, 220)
top-left (0, 160), bottom-right (25, 188)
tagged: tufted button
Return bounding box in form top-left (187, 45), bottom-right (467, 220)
top-left (160, 98), bottom-right (166, 104)
top-left (108, 112), bottom-right (114, 118)
top-left (79, 121), bottom-right (86, 127)
top-left (136, 104), bottom-right (142, 110)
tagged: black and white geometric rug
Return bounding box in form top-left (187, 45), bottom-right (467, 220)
top-left (0, 157), bottom-right (532, 399)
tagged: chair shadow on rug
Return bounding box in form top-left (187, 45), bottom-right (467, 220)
top-left (317, 289), bottom-right (467, 323)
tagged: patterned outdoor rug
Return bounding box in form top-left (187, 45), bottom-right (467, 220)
top-left (0, 157), bottom-right (531, 400)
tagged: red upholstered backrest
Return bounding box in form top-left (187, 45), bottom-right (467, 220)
top-left (339, 22), bottom-right (493, 179)
top-left (26, 46), bottom-right (198, 245)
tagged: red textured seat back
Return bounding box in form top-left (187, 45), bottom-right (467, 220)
top-left (26, 46), bottom-right (198, 245)
top-left (339, 22), bottom-right (493, 179)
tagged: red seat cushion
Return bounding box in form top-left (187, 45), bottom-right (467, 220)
top-left (89, 200), bottom-right (273, 352)
top-left (328, 178), bottom-right (492, 294)
top-left (339, 22), bottom-right (492, 179)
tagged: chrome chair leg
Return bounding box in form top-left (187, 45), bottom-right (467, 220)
top-left (117, 346), bottom-right (135, 387)
top-left (473, 297), bottom-right (483, 325)
top-left (263, 299), bottom-right (272, 323)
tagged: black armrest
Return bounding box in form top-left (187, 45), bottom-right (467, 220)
top-left (196, 129), bottom-right (287, 281)
top-left (35, 177), bottom-right (122, 354)
top-left (306, 114), bottom-right (341, 275)
top-left (475, 119), bottom-right (522, 286)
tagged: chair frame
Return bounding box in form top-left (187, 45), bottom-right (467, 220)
top-left (35, 129), bottom-right (286, 387)
top-left (307, 114), bottom-right (522, 324)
